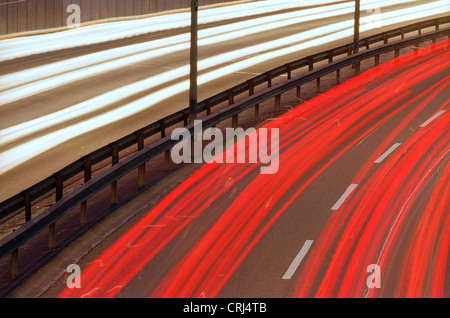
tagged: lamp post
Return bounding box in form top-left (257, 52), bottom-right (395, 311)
top-left (353, 0), bottom-right (360, 54)
top-left (189, 0), bottom-right (199, 123)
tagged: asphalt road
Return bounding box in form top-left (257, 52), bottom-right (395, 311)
top-left (50, 37), bottom-right (449, 298)
top-left (1, 0), bottom-right (448, 202)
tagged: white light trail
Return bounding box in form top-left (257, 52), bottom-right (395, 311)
top-left (0, 1), bottom-right (443, 145)
top-left (2, 0), bottom-right (406, 103)
top-left (0, 0), bottom-right (346, 62)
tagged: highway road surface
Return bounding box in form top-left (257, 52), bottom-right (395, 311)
top-left (54, 38), bottom-right (449, 298)
top-left (1, 0), bottom-right (449, 203)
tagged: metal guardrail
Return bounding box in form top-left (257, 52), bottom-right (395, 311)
top-left (1, 19), bottom-right (449, 278)
top-left (1, 16), bottom-right (448, 223)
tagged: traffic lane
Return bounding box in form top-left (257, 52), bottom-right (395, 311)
top-left (290, 52), bottom-right (449, 297)
top-left (2, 19), bottom-right (448, 202)
top-left (3, 5), bottom-right (446, 143)
top-left (219, 102), bottom-right (448, 298)
top-left (151, 42), bottom-right (450, 298)
top-left (56, 40), bottom-right (449, 297)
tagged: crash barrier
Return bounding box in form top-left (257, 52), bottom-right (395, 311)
top-left (0, 17), bottom-right (449, 279)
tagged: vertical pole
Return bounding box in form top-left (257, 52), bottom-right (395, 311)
top-left (232, 114), bottom-right (238, 129)
top-left (249, 81), bottom-right (259, 122)
top-left (111, 145), bottom-right (119, 205)
top-left (353, 0), bottom-right (360, 54)
top-left (49, 175), bottom-right (63, 250)
top-left (189, 0), bottom-right (199, 123)
top-left (161, 122), bottom-right (170, 171)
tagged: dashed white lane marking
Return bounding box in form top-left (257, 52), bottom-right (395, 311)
top-left (282, 240), bottom-right (314, 280)
top-left (419, 110), bottom-right (446, 127)
top-left (331, 184), bottom-right (358, 211)
top-left (375, 143), bottom-right (402, 164)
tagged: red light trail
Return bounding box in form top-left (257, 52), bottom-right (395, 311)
top-left (59, 39), bottom-right (449, 298)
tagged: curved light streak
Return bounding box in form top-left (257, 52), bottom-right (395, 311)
top-left (0, 0), bottom-right (347, 62)
top-left (57, 39), bottom-right (450, 298)
top-left (0, 0), bottom-right (412, 104)
top-left (0, 2), bottom-right (447, 174)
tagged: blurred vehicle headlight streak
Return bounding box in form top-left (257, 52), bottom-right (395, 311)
top-left (1, 0), bottom-right (410, 103)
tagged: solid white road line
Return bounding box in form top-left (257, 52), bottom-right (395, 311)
top-left (419, 110), bottom-right (446, 127)
top-left (282, 240), bottom-right (314, 280)
top-left (331, 184), bottom-right (358, 211)
top-left (374, 143), bottom-right (402, 163)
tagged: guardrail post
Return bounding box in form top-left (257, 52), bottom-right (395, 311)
top-left (183, 111), bottom-right (189, 126)
top-left (296, 85), bottom-right (301, 102)
top-left (11, 248), bottom-right (18, 278)
top-left (336, 69), bottom-right (340, 84)
top-left (55, 175), bottom-right (63, 201)
top-left (383, 33), bottom-right (388, 44)
top-left (111, 144), bottom-right (119, 205)
top-left (275, 94), bottom-right (281, 112)
top-left (394, 49), bottom-right (400, 58)
top-left (232, 114), bottom-right (238, 129)
top-left (160, 121), bottom-right (171, 171)
top-left (206, 100), bottom-right (211, 115)
top-left (375, 54), bottom-right (380, 67)
top-left (165, 149), bottom-right (171, 171)
top-left (308, 57), bottom-right (314, 71)
top-left (267, 72), bottom-right (272, 88)
top-left (316, 78), bottom-right (320, 94)
top-left (228, 91), bottom-right (234, 105)
top-left (49, 175), bottom-right (63, 250)
top-left (24, 192), bottom-right (31, 222)
top-left (80, 158), bottom-right (91, 226)
top-left (137, 133), bottom-right (146, 188)
top-left (355, 61), bottom-right (360, 75)
top-left (328, 51), bottom-right (333, 63)
top-left (228, 91), bottom-right (238, 128)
